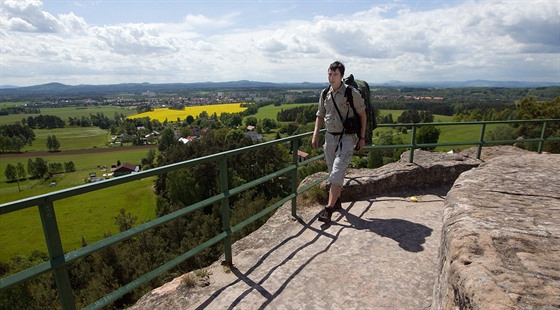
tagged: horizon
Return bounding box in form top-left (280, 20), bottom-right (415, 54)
top-left (1, 0), bottom-right (559, 87)
top-left (2, 78), bottom-right (560, 89)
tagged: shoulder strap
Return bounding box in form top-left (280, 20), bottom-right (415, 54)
top-left (344, 86), bottom-right (359, 115)
top-left (331, 91), bottom-right (346, 124)
top-left (321, 87), bottom-right (329, 102)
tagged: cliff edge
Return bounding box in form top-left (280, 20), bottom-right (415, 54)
top-left (432, 152), bottom-right (560, 309)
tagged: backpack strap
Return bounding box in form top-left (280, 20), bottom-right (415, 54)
top-left (321, 87), bottom-right (329, 102)
top-left (344, 86), bottom-right (359, 118)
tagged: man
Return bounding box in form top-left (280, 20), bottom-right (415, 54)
top-left (312, 61), bottom-right (367, 223)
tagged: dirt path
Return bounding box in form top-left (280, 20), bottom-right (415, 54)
top-left (0, 145), bottom-right (156, 158)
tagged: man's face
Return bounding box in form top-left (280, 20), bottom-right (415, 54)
top-left (328, 69), bottom-right (342, 88)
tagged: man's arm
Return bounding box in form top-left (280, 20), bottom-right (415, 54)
top-left (312, 116), bottom-right (324, 149)
top-left (356, 110), bottom-right (367, 150)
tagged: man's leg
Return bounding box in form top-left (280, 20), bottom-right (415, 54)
top-left (319, 135), bottom-right (353, 222)
top-left (328, 184), bottom-right (341, 208)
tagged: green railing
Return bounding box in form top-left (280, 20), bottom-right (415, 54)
top-left (0, 119), bottom-right (558, 309)
top-left (368, 119), bottom-right (559, 162)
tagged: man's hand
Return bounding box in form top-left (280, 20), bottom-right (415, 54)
top-left (311, 135), bottom-right (319, 149)
top-left (355, 138), bottom-right (366, 151)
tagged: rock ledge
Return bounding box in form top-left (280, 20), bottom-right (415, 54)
top-left (432, 152), bottom-right (560, 309)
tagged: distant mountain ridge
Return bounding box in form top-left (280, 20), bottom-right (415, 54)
top-left (1, 80), bottom-right (558, 97)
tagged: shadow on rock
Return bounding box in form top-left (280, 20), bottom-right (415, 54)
top-left (341, 210), bottom-right (433, 252)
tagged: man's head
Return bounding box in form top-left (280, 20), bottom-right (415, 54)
top-left (328, 61), bottom-right (345, 89)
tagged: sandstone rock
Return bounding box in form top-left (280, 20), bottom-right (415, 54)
top-left (459, 145), bottom-right (534, 161)
top-left (432, 153), bottom-right (560, 309)
top-left (329, 149), bottom-right (481, 202)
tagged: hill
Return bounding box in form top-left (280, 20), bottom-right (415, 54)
top-left (1, 80), bottom-right (558, 98)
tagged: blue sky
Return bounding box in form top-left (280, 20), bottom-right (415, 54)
top-left (1, 0), bottom-right (559, 86)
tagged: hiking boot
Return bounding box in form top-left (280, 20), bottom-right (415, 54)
top-left (333, 197), bottom-right (342, 210)
top-left (318, 206), bottom-right (334, 223)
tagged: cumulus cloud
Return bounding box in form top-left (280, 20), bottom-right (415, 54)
top-left (0, 0), bottom-right (558, 85)
top-left (92, 24), bottom-right (177, 55)
top-left (1, 0), bottom-right (61, 32)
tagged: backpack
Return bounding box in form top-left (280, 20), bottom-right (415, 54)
top-left (321, 74), bottom-right (377, 143)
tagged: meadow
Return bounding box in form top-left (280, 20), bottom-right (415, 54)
top-left (129, 103), bottom-right (247, 122)
top-left (252, 103), bottom-right (316, 121)
top-left (0, 105), bottom-right (136, 126)
top-left (0, 147), bottom-right (156, 261)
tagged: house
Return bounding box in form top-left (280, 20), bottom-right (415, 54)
top-left (178, 136), bottom-right (198, 144)
top-left (111, 162), bottom-right (140, 177)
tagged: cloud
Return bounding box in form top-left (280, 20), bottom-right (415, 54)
top-left (0, 0), bottom-right (558, 86)
top-left (92, 23), bottom-right (177, 55)
top-left (1, 0), bottom-right (61, 32)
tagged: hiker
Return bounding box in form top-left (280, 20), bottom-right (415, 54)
top-left (311, 60), bottom-right (367, 223)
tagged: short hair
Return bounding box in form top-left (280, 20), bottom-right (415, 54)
top-left (329, 61), bottom-right (345, 77)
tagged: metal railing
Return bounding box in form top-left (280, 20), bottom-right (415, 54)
top-left (0, 119), bottom-right (558, 309)
top-left (369, 119), bottom-right (559, 162)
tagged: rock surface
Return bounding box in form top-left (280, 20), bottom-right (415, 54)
top-left (129, 146), bottom-right (558, 310)
top-left (334, 149), bottom-right (481, 203)
top-left (432, 152), bottom-right (560, 309)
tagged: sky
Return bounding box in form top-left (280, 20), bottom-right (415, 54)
top-left (1, 0), bottom-right (559, 86)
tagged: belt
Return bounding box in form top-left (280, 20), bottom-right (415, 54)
top-left (327, 131), bottom-right (343, 136)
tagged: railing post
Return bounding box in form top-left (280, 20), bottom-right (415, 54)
top-left (538, 121), bottom-right (547, 154)
top-left (38, 201), bottom-right (76, 310)
top-left (219, 157), bottom-right (233, 266)
top-left (291, 137), bottom-right (300, 219)
top-left (477, 123), bottom-right (487, 159)
top-left (409, 125), bottom-right (417, 163)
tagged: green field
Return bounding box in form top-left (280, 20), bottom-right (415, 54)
top-left (374, 110), bottom-right (500, 152)
top-left (252, 103), bottom-right (316, 122)
top-left (0, 105), bottom-right (137, 152)
top-left (0, 176), bottom-right (156, 261)
top-left (27, 126), bottom-right (110, 151)
top-left (0, 147), bottom-right (158, 261)
top-left (0, 105), bottom-right (136, 125)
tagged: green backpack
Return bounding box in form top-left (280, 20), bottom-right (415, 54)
top-left (322, 74), bottom-right (377, 143)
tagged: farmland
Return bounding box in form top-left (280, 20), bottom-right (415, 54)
top-left (129, 103), bottom-right (248, 122)
top-left (0, 146), bottom-right (156, 260)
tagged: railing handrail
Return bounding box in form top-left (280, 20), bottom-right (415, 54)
top-left (0, 118), bottom-right (558, 309)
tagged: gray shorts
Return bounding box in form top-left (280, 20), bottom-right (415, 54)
top-left (324, 133), bottom-right (357, 187)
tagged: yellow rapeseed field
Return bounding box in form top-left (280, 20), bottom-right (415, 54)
top-left (128, 103), bottom-right (247, 122)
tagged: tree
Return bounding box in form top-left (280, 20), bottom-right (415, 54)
top-left (16, 162), bottom-right (26, 180)
top-left (486, 125), bottom-right (517, 144)
top-left (397, 110), bottom-right (421, 124)
top-left (46, 135), bottom-right (60, 152)
top-left (158, 127), bottom-right (176, 152)
top-left (64, 161), bottom-right (76, 172)
top-left (27, 158), bottom-right (37, 178)
top-left (245, 116), bottom-right (258, 127)
top-left (141, 149), bottom-right (156, 169)
top-left (515, 96), bottom-right (560, 153)
top-left (416, 125), bottom-right (441, 150)
top-left (28, 157), bottom-right (49, 179)
top-left (114, 209), bottom-right (137, 232)
top-left (4, 164), bottom-right (17, 182)
top-left (367, 150), bottom-right (384, 168)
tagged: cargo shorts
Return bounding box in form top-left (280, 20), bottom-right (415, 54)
top-left (324, 132), bottom-right (357, 187)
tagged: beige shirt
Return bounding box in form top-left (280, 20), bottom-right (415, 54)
top-left (316, 83), bottom-right (366, 133)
